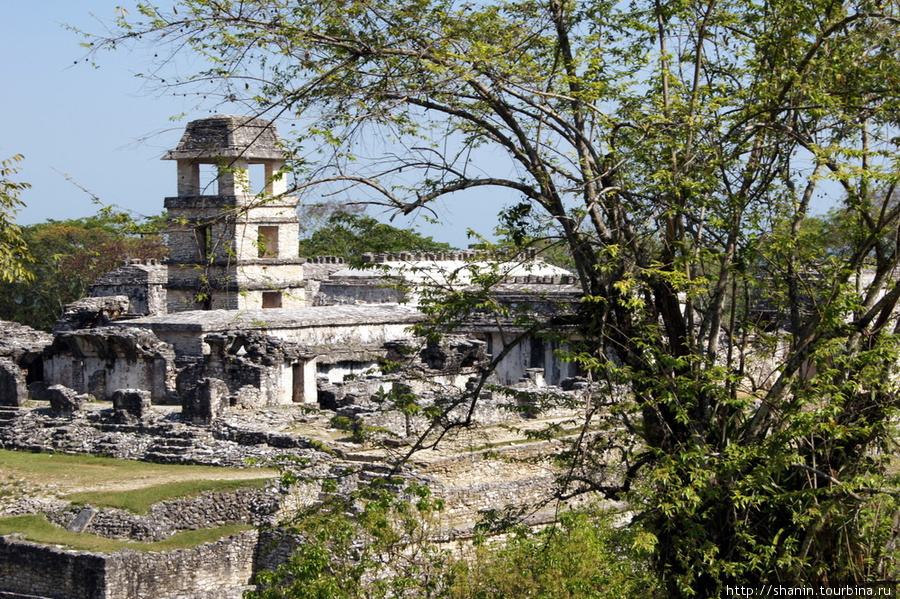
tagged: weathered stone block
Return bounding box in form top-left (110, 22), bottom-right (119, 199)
top-left (0, 359), bottom-right (26, 407)
top-left (53, 295), bottom-right (131, 333)
top-left (182, 378), bottom-right (230, 425)
top-left (27, 381), bottom-right (48, 401)
top-left (111, 388), bottom-right (152, 422)
top-left (66, 506), bottom-right (98, 533)
top-left (46, 384), bottom-right (85, 417)
top-left (88, 369), bottom-right (107, 399)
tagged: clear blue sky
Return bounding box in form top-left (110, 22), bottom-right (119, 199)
top-left (1, 1), bottom-right (500, 248)
top-left (3, 3), bottom-right (185, 224)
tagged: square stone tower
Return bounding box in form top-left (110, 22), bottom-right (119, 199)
top-left (163, 115), bottom-right (306, 311)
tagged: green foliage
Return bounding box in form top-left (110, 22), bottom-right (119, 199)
top-left (92, 0), bottom-right (900, 595)
top-left (490, 202), bottom-right (577, 270)
top-left (247, 489), bottom-right (658, 599)
top-left (453, 511), bottom-right (660, 599)
top-left (248, 485), bottom-right (453, 599)
top-left (299, 212), bottom-right (453, 264)
top-left (0, 155), bottom-right (33, 284)
top-left (0, 209), bottom-right (167, 330)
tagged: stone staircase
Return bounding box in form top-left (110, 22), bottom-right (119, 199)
top-left (143, 427), bottom-right (218, 464)
top-left (0, 407), bottom-right (19, 429)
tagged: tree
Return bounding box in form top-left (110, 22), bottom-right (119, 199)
top-left (91, 0), bottom-right (900, 594)
top-left (299, 211), bottom-right (453, 263)
top-left (0, 155), bottom-right (33, 284)
top-left (248, 485), bottom-right (455, 599)
top-left (0, 210), bottom-right (167, 330)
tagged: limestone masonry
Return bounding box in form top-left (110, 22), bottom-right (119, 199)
top-left (0, 115), bottom-right (594, 599)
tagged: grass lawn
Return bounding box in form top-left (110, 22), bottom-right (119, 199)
top-left (0, 450), bottom-right (279, 551)
top-left (0, 449), bottom-right (276, 495)
top-left (0, 449), bottom-right (277, 513)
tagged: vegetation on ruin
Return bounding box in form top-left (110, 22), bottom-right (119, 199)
top-left (248, 483), bottom-right (660, 599)
top-left (452, 510), bottom-right (659, 599)
top-left (82, 0), bottom-right (900, 594)
top-left (0, 209), bottom-right (167, 330)
top-left (250, 485), bottom-right (453, 599)
top-left (0, 155), bottom-right (32, 285)
top-left (0, 515), bottom-right (251, 553)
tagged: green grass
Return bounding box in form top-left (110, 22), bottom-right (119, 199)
top-left (0, 449), bottom-right (276, 494)
top-left (0, 514), bottom-right (252, 552)
top-left (66, 478), bottom-right (270, 514)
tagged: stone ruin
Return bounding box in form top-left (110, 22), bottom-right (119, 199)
top-left (0, 114), bottom-right (587, 463)
top-left (0, 115), bottom-right (598, 599)
top-left (0, 320), bottom-right (53, 407)
top-left (43, 326), bottom-right (175, 404)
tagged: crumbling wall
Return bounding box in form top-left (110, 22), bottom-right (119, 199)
top-left (0, 320), bottom-right (53, 405)
top-left (44, 327), bottom-right (175, 403)
top-left (54, 296), bottom-right (132, 333)
top-left (176, 331), bottom-right (308, 412)
top-left (0, 359), bottom-right (26, 408)
top-left (90, 260), bottom-right (168, 317)
top-left (0, 532), bottom-right (258, 599)
top-left (321, 335), bottom-right (509, 437)
top-left (47, 487), bottom-right (287, 542)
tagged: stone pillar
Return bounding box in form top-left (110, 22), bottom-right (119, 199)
top-left (265, 160), bottom-right (288, 195)
top-left (182, 378), bottom-right (230, 425)
top-left (0, 359), bottom-right (27, 407)
top-left (301, 358), bottom-right (319, 405)
top-left (217, 158), bottom-right (249, 197)
top-left (176, 161), bottom-right (201, 196)
top-left (47, 385), bottom-right (86, 417)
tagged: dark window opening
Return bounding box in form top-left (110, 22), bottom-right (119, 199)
top-left (258, 226), bottom-right (279, 258)
top-left (262, 291), bottom-right (283, 309)
top-left (195, 225), bottom-right (212, 261)
top-left (529, 337), bottom-right (545, 369)
top-left (23, 356), bottom-right (43, 384)
top-left (292, 362), bottom-right (304, 403)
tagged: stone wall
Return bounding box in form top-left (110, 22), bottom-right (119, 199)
top-left (0, 536), bottom-right (106, 599)
top-left (0, 320), bottom-right (53, 405)
top-left (103, 531), bottom-right (258, 599)
top-left (44, 328), bottom-right (175, 403)
top-left (0, 406), bottom-right (325, 469)
top-left (0, 531), bottom-right (258, 599)
top-left (47, 487), bottom-right (285, 542)
top-left (316, 280), bottom-right (406, 305)
top-left (413, 439), bottom-right (568, 529)
top-left (90, 261), bottom-right (168, 317)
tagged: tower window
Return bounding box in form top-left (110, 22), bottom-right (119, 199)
top-left (199, 163), bottom-right (220, 195)
top-left (248, 163), bottom-right (267, 195)
top-left (262, 291), bottom-right (283, 309)
top-left (258, 226), bottom-right (279, 258)
top-left (195, 225), bottom-right (212, 261)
